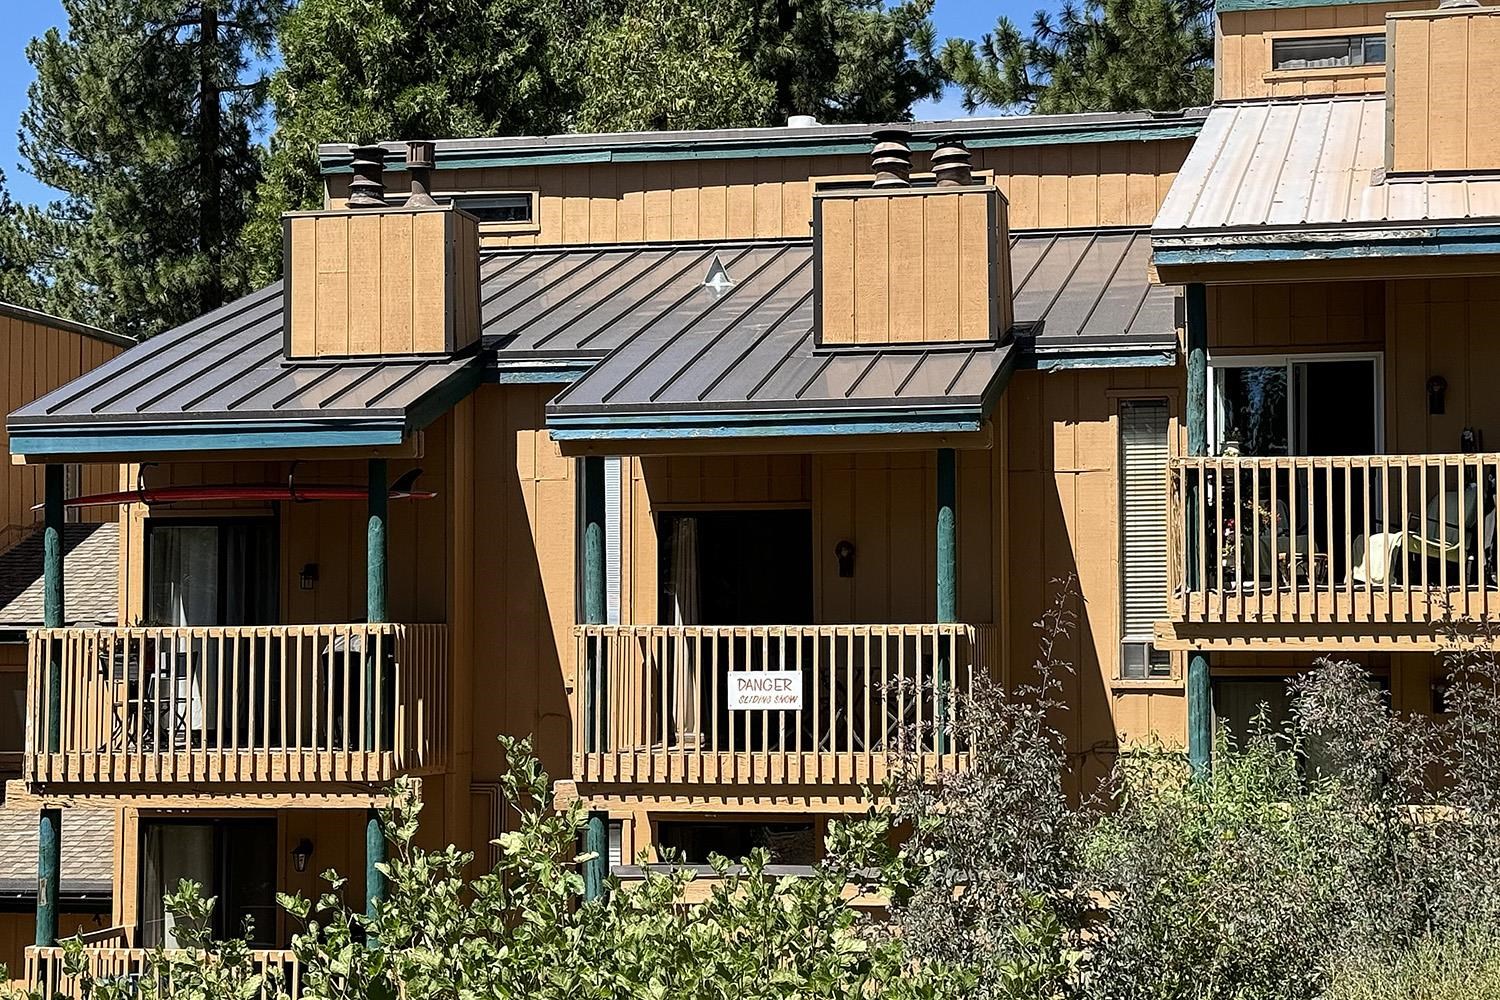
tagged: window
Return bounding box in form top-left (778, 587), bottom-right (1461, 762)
top-left (433, 192), bottom-right (534, 226)
top-left (1119, 399), bottom-right (1172, 679)
top-left (146, 520), bottom-right (277, 626)
top-left (657, 820), bottom-right (817, 865)
top-left (1271, 33), bottom-right (1385, 71)
top-left (140, 818), bottom-right (277, 947)
top-left (1210, 355), bottom-right (1381, 457)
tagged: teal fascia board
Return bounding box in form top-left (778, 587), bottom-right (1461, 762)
top-left (1153, 225), bottom-right (1500, 266)
top-left (547, 410), bottom-right (988, 441)
top-left (1029, 345), bottom-right (1178, 370)
top-left (1217, 0), bottom-right (1368, 12)
top-left (322, 121), bottom-right (1204, 174)
top-left (489, 361), bottom-right (596, 384)
top-left (547, 353), bottom-right (1015, 441)
top-left (10, 420), bottom-right (409, 457)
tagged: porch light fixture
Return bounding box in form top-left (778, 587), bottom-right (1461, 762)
top-left (835, 540), bottom-right (856, 578)
top-left (292, 838), bottom-right (315, 873)
top-left (299, 563), bottom-right (319, 591)
top-left (1428, 375), bottom-right (1448, 415)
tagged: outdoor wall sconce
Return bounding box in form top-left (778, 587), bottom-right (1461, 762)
top-left (835, 540), bottom-right (856, 578)
top-left (299, 563), bottom-right (319, 591)
top-left (1462, 427), bottom-right (1482, 453)
top-left (1428, 375), bottom-right (1448, 415)
top-left (291, 838), bottom-right (315, 873)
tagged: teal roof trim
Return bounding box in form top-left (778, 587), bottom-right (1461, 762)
top-left (10, 420), bottom-right (408, 456)
top-left (321, 119), bottom-right (1204, 174)
top-left (1152, 224), bottom-right (1500, 266)
top-left (1216, 0), bottom-right (1369, 12)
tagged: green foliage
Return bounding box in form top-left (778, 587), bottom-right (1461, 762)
top-left (247, 0), bottom-right (941, 281)
top-left (271, 735), bottom-right (955, 999)
top-left (941, 0), bottom-right (1212, 114)
top-left (11, 0), bottom-right (283, 337)
top-left (244, 0), bottom-right (580, 283)
top-left (1324, 933), bottom-right (1500, 1000)
top-left (573, 0), bottom-right (944, 153)
top-left (888, 584), bottom-right (1088, 999)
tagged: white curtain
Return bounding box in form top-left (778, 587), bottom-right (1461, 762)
top-left (142, 824), bottom-right (214, 948)
top-left (147, 526), bottom-right (218, 737)
top-left (668, 518), bottom-right (701, 742)
top-left (148, 526), bottom-right (219, 626)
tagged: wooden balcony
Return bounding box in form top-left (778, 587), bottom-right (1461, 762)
top-left (573, 623), bottom-right (997, 786)
top-left (25, 943), bottom-right (299, 999)
top-left (1164, 454), bottom-right (1500, 648)
top-left (24, 623), bottom-right (447, 786)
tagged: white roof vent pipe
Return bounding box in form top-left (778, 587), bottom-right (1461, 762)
top-left (787, 115), bottom-right (819, 128)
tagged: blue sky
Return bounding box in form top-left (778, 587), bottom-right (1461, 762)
top-left (0, 0), bottom-right (1024, 207)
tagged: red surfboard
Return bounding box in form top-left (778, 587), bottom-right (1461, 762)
top-left (39, 468), bottom-right (436, 510)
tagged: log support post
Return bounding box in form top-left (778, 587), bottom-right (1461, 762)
top-left (1185, 283), bottom-right (1212, 776)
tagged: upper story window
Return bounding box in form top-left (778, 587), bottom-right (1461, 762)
top-left (432, 191), bottom-right (534, 226)
top-left (393, 190), bottom-right (540, 227)
top-left (1271, 33), bottom-right (1386, 71)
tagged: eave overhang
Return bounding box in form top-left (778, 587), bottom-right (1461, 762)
top-left (546, 347), bottom-right (1017, 442)
top-left (1151, 223), bottom-right (1500, 283)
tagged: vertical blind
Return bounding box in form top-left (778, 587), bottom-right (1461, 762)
top-left (1119, 400), bottom-right (1170, 642)
top-left (605, 457), bottom-right (622, 626)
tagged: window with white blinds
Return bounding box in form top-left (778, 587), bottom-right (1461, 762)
top-left (1119, 399), bottom-right (1172, 678)
top-left (604, 457), bottom-right (622, 625)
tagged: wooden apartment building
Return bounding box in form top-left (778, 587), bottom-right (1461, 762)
top-left (0, 303), bottom-right (129, 979)
top-left (10, 0), bottom-right (1500, 988)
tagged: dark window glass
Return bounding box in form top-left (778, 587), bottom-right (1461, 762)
top-left (438, 193), bottom-right (533, 225)
top-left (1272, 34), bottom-right (1385, 70)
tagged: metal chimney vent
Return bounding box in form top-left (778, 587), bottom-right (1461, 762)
top-left (703, 256), bottom-right (735, 298)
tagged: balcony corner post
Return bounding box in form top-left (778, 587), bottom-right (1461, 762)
top-left (365, 808), bottom-right (385, 944)
top-left (1185, 283), bottom-right (1211, 776)
top-left (37, 464), bottom-right (63, 949)
top-left (366, 459), bottom-right (388, 925)
top-left (367, 459), bottom-right (388, 625)
top-left (1188, 651), bottom-right (1212, 777)
top-left (581, 457), bottom-right (607, 754)
top-left (583, 810), bottom-right (609, 902)
top-left (936, 448), bottom-right (957, 756)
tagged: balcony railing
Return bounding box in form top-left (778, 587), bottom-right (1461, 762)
top-left (1168, 453), bottom-right (1500, 627)
top-left (573, 624), bottom-right (998, 785)
top-left (25, 945), bottom-right (300, 999)
top-left (25, 623), bottom-right (448, 785)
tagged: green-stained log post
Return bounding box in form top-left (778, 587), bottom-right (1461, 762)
top-left (936, 449), bottom-right (956, 756)
top-left (582, 456), bottom-right (607, 755)
top-left (581, 458), bottom-right (609, 900)
top-left (38, 464), bottom-right (63, 948)
top-left (36, 810), bottom-right (58, 949)
top-left (583, 811), bottom-right (609, 903)
top-left (1185, 283), bottom-right (1212, 775)
top-left (365, 459), bottom-right (388, 929)
top-left (365, 809), bottom-right (385, 942)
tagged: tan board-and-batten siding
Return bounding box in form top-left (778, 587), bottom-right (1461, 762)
top-left (815, 186), bottom-right (1010, 347)
top-left (1216, 2), bottom-right (1426, 101)
top-left (326, 141), bottom-right (1193, 245)
top-left (1387, 4), bottom-right (1500, 174)
top-left (283, 206), bottom-right (481, 358)
top-left (1, 306), bottom-right (126, 536)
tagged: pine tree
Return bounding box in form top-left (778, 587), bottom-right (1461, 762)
top-left (575, 0), bottom-right (942, 132)
top-left (941, 0), bottom-right (1212, 115)
top-left (243, 0), bottom-right (583, 284)
top-left (246, 0), bottom-right (943, 281)
top-left (14, 0), bottom-right (282, 336)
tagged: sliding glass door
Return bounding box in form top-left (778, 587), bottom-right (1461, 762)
top-left (1210, 354), bottom-right (1382, 458)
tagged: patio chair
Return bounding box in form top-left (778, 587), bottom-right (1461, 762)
top-left (1350, 482), bottom-right (1482, 587)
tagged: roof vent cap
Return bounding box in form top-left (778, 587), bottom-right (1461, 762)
top-left (1439, 0), bottom-right (1482, 8)
top-left (787, 115), bottom-right (819, 128)
top-left (704, 256), bottom-right (735, 298)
